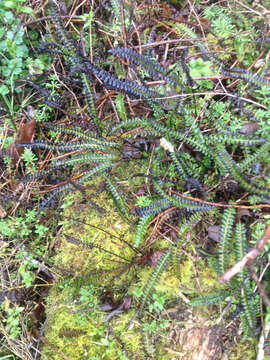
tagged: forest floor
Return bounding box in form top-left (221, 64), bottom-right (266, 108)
top-left (0, 0), bottom-right (270, 359)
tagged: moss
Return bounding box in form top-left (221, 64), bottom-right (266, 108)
top-left (42, 169), bottom-right (227, 359)
top-left (227, 338), bottom-right (257, 360)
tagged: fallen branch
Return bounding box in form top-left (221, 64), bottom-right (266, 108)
top-left (219, 225), bottom-right (270, 283)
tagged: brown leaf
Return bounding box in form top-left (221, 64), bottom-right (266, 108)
top-left (6, 118), bottom-right (36, 164)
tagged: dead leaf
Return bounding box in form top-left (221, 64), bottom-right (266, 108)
top-left (6, 118), bottom-right (36, 164)
top-left (149, 248), bottom-right (168, 267)
top-left (236, 208), bottom-right (251, 221)
top-left (239, 122), bottom-right (258, 136)
top-left (207, 225), bottom-right (220, 242)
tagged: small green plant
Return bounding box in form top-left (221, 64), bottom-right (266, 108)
top-left (1, 302), bottom-right (24, 339)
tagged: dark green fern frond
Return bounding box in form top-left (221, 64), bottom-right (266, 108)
top-left (218, 207), bottom-right (236, 275)
top-left (16, 139), bottom-right (115, 152)
top-left (109, 47), bottom-right (179, 86)
top-left (152, 179), bottom-right (214, 212)
top-left (44, 123), bottom-right (117, 147)
top-left (135, 199), bottom-right (171, 217)
top-left (167, 149), bottom-right (189, 180)
top-left (221, 67), bottom-right (270, 88)
top-left (138, 249), bottom-right (171, 315)
top-left (49, 0), bottom-right (74, 52)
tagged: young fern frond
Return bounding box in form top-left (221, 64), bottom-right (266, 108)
top-left (218, 207), bottom-right (236, 275)
top-left (134, 214), bottom-right (155, 248)
top-left (105, 176), bottom-right (129, 221)
top-left (189, 291), bottom-right (230, 306)
top-left (138, 249), bottom-right (171, 315)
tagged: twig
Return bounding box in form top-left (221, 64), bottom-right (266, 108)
top-left (219, 225), bottom-right (270, 283)
top-left (248, 266), bottom-right (270, 308)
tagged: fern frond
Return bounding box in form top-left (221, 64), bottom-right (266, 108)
top-left (239, 141), bottom-right (270, 172)
top-left (111, 118), bottom-right (149, 133)
top-left (134, 214), bottom-right (155, 248)
top-left (152, 180), bottom-right (214, 212)
top-left (218, 207), bottom-right (236, 275)
top-left (222, 67), bottom-right (270, 88)
top-left (109, 47), bottom-right (179, 86)
top-left (216, 144), bottom-right (270, 198)
top-left (110, 0), bottom-right (121, 24)
top-left (43, 124), bottom-right (116, 147)
top-left (135, 199), bottom-right (171, 217)
top-left (40, 161), bottom-right (113, 209)
top-left (167, 149), bottom-right (189, 180)
top-left (138, 249), bottom-right (171, 315)
top-left (105, 176), bottom-right (129, 221)
top-left (180, 47), bottom-right (194, 87)
top-left (49, 0), bottom-right (74, 52)
top-left (82, 73), bottom-right (102, 134)
top-left (16, 139), bottom-right (114, 152)
top-left (236, 222), bottom-right (256, 333)
top-left (207, 134), bottom-right (265, 147)
top-left (189, 291), bottom-right (229, 306)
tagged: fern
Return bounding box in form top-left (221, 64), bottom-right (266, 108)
top-left (235, 222), bottom-right (256, 334)
top-left (109, 47), bottom-right (179, 86)
top-left (82, 74), bottom-right (102, 134)
top-left (221, 67), bottom-right (270, 88)
top-left (135, 199), bottom-right (171, 217)
top-left (16, 140), bottom-right (114, 152)
top-left (218, 207), bottom-right (236, 275)
top-left (105, 176), bottom-right (129, 221)
top-left (111, 117), bottom-right (149, 133)
top-left (216, 143), bottom-right (270, 198)
top-left (134, 214), bottom-right (155, 248)
top-left (138, 249), bottom-right (171, 315)
top-left (189, 291), bottom-right (229, 306)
